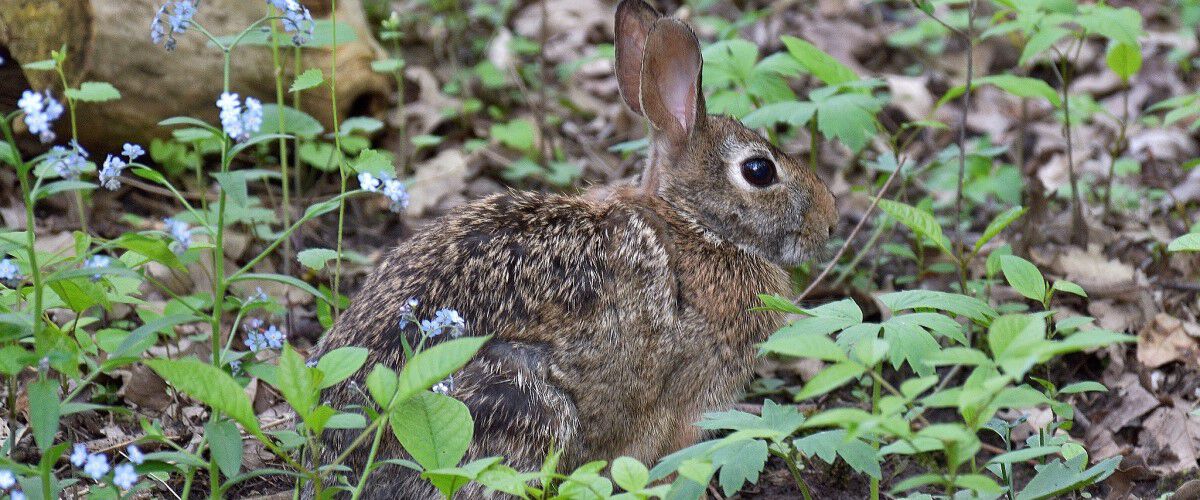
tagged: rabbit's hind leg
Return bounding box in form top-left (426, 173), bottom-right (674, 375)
top-left (451, 341), bottom-right (580, 498)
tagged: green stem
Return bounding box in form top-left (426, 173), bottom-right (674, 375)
top-left (267, 12), bottom-right (294, 276)
top-left (330, 0), bottom-right (348, 320)
top-left (54, 60), bottom-right (89, 234)
top-left (350, 415), bottom-right (391, 499)
top-left (0, 116), bottom-right (44, 346)
top-left (870, 366), bottom-right (881, 500)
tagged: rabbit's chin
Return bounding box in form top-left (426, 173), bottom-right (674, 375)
top-left (776, 232), bottom-right (830, 267)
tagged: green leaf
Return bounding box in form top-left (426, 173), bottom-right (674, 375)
top-left (1105, 41), bottom-right (1142, 80)
top-left (939, 75), bottom-right (1060, 108)
top-left (33, 180), bottom-right (97, 200)
top-left (289, 68), bottom-right (325, 93)
top-left (112, 314), bottom-right (197, 359)
top-left (975, 206), bottom-right (1027, 253)
top-left (390, 391), bottom-right (474, 470)
top-left (1051, 280), bottom-right (1087, 298)
top-left (277, 345), bottom-right (319, 420)
top-left (227, 133), bottom-right (291, 162)
top-left (1019, 26), bottom-right (1070, 66)
top-left (795, 362), bottom-right (864, 400)
top-left (206, 419), bottom-right (244, 479)
top-left (988, 446), bottom-right (1061, 465)
top-left (741, 101), bottom-right (816, 129)
top-left (879, 290), bottom-right (996, 323)
top-left (371, 58), bottom-right (405, 73)
top-left (316, 346), bottom-right (369, 389)
top-left (258, 104), bottom-right (324, 139)
top-left (23, 59), bottom-right (56, 71)
top-left (780, 36), bottom-right (857, 85)
top-left (877, 200), bottom-right (952, 255)
top-left (712, 438), bottom-right (768, 496)
top-left (66, 81), bottom-right (121, 102)
top-left (1017, 455), bottom-right (1121, 500)
top-left (1059, 381), bottom-right (1107, 394)
top-left (815, 92), bottom-right (879, 152)
top-left (297, 248), bottom-right (339, 271)
top-left (882, 319), bottom-right (939, 375)
top-left (759, 332), bottom-right (847, 362)
top-left (393, 336), bottom-right (489, 404)
top-left (1076, 6), bottom-right (1143, 47)
top-left (611, 456), bottom-right (650, 492)
top-left (28, 379), bottom-right (61, 451)
top-left (490, 119), bottom-right (536, 154)
top-left (999, 255), bottom-right (1047, 303)
top-left (229, 273), bottom-right (330, 305)
top-left (145, 358), bottom-right (260, 435)
top-left (1168, 233), bottom-right (1200, 252)
top-left (754, 294), bottom-right (804, 314)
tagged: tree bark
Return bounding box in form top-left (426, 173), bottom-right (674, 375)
top-left (0, 0), bottom-right (392, 150)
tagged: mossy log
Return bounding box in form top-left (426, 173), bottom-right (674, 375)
top-left (0, 0), bottom-right (392, 149)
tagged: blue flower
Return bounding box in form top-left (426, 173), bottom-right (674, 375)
top-left (0, 469), bottom-right (14, 489)
top-left (268, 0), bottom-right (315, 45)
top-left (99, 154), bottom-right (127, 190)
top-left (0, 259), bottom-right (21, 286)
top-left (243, 320), bottom-right (285, 352)
top-left (381, 176), bottom-right (409, 213)
top-left (45, 142), bottom-right (89, 180)
top-left (70, 444), bottom-right (88, 467)
top-left (112, 463), bottom-right (137, 490)
top-left (397, 297), bottom-right (419, 330)
top-left (18, 89), bottom-right (63, 143)
top-left (357, 172), bottom-right (381, 192)
top-left (83, 453), bottom-right (110, 481)
top-left (215, 93), bottom-right (263, 142)
top-left (122, 143), bottom-right (145, 161)
top-left (419, 308), bottom-right (466, 338)
top-left (431, 375), bottom-right (455, 395)
top-left (229, 359), bottom-right (242, 375)
top-left (245, 287), bottom-right (269, 305)
top-left (126, 445), bottom-right (145, 465)
top-left (84, 255), bottom-right (112, 281)
top-left (262, 324), bottom-right (285, 349)
top-left (163, 218), bottom-right (191, 253)
top-left (151, 0), bottom-right (198, 51)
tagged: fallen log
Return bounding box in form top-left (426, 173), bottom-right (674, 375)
top-left (0, 0), bottom-right (392, 149)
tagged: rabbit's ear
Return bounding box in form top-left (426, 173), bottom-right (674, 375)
top-left (615, 0), bottom-right (661, 115)
top-left (639, 19), bottom-right (705, 147)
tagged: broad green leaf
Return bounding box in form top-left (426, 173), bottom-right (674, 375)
top-left (975, 206), bottom-right (1027, 253)
top-left (371, 58), bottom-right (405, 73)
top-left (815, 92), bottom-right (879, 152)
top-left (289, 68), bottom-right (325, 93)
top-left (741, 101), bottom-right (816, 129)
top-left (754, 294), bottom-right (804, 314)
top-left (712, 438), bottom-right (768, 496)
top-left (1058, 381), bottom-right (1107, 394)
top-left (390, 391), bottom-right (474, 470)
top-left (882, 319), bottom-right (939, 375)
top-left (316, 346), bottom-right (369, 389)
top-left (759, 332), bottom-right (847, 362)
top-left (1168, 233), bottom-right (1200, 252)
top-left (394, 336), bottom-right (489, 403)
top-left (939, 75), bottom-right (1060, 108)
top-left (111, 314), bottom-right (197, 359)
top-left (795, 362), bottom-right (864, 400)
top-left (145, 358), bottom-right (261, 435)
top-left (611, 456), bottom-right (649, 492)
top-left (988, 446), bottom-right (1061, 465)
top-left (955, 474), bottom-right (1003, 494)
top-left (877, 199), bottom-right (952, 255)
top-left (879, 290), bottom-right (996, 323)
top-left (1017, 455), bottom-right (1121, 500)
top-left (206, 419), bottom-right (243, 479)
top-left (258, 104), bottom-right (323, 139)
top-left (65, 82), bottom-right (121, 102)
top-left (277, 345), bottom-right (319, 420)
top-left (1051, 280), bottom-right (1087, 298)
top-left (23, 59), bottom-right (56, 71)
top-left (297, 248), bottom-right (339, 271)
top-left (1105, 41), bottom-right (1142, 80)
top-left (28, 379), bottom-right (60, 451)
top-left (1019, 26), bottom-right (1070, 66)
top-left (999, 255), bottom-right (1047, 303)
top-left (1075, 6), bottom-right (1143, 47)
top-left (780, 36), bottom-right (857, 85)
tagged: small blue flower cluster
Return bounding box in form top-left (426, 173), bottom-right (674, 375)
top-left (357, 172), bottom-right (410, 212)
top-left (216, 92), bottom-right (264, 142)
top-left (17, 89), bottom-right (64, 143)
top-left (84, 255), bottom-right (112, 281)
top-left (267, 0), bottom-right (316, 46)
top-left (162, 218), bottom-right (192, 253)
top-left (69, 444), bottom-right (144, 490)
top-left (244, 318), bottom-right (286, 353)
top-left (244, 287), bottom-right (270, 305)
top-left (396, 297), bottom-right (466, 340)
top-left (44, 141), bottom-right (89, 180)
top-left (0, 468), bottom-right (22, 500)
top-left (150, 0), bottom-right (198, 51)
top-left (99, 143), bottom-right (144, 190)
top-left (0, 259), bottom-right (21, 286)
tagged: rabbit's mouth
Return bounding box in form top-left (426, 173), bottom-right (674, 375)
top-left (778, 232), bottom-right (825, 266)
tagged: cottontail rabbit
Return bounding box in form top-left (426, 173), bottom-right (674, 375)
top-left (313, 0), bottom-right (837, 497)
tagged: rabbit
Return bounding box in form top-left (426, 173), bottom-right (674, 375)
top-left (309, 0), bottom-right (837, 497)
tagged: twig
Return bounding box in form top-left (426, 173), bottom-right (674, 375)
top-left (953, 0), bottom-right (977, 294)
top-left (795, 161), bottom-right (904, 303)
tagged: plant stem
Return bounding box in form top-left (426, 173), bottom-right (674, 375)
top-left (268, 13), bottom-right (294, 277)
top-left (953, 0), bottom-right (976, 295)
top-left (350, 415), bottom-right (390, 499)
top-left (870, 365), bottom-right (881, 500)
top-left (1103, 86), bottom-right (1130, 214)
top-left (330, 0), bottom-right (348, 321)
top-left (0, 117), bottom-right (44, 345)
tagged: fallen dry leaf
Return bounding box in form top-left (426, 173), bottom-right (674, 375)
top-left (1136, 399), bottom-right (1200, 475)
top-left (1138, 313), bottom-right (1200, 369)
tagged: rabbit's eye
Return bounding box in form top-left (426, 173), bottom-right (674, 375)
top-left (741, 158), bottom-right (777, 187)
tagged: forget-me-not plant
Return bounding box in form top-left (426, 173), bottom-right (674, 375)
top-left (268, 0), bottom-right (316, 45)
top-left (151, 0), bottom-right (199, 51)
top-left (17, 89), bottom-right (64, 143)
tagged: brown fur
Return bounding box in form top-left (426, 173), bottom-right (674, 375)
top-left (310, 1), bottom-right (836, 498)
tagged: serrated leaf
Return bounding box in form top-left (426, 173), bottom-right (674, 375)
top-left (712, 438), bottom-right (768, 496)
top-left (741, 101), bottom-right (816, 129)
top-left (289, 68), bottom-right (325, 93)
top-left (780, 36), bottom-right (857, 85)
top-left (878, 199), bottom-right (952, 255)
